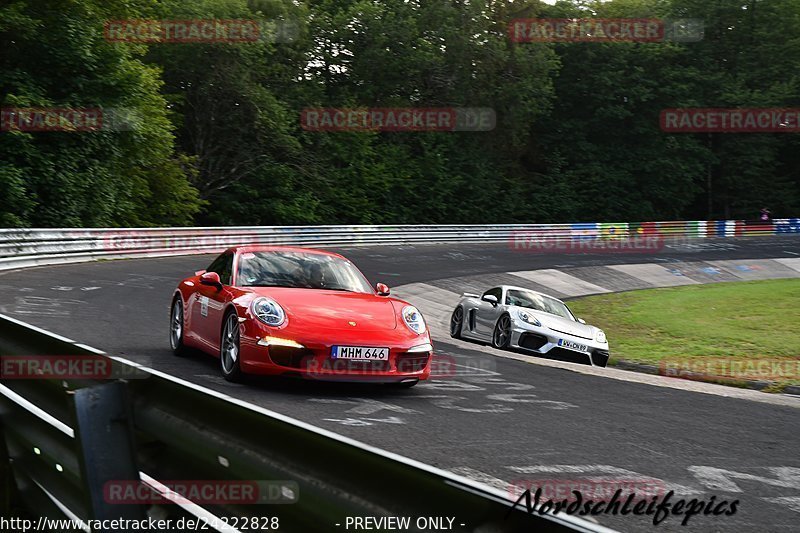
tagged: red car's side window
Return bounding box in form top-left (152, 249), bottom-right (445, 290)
top-left (206, 253), bottom-right (233, 285)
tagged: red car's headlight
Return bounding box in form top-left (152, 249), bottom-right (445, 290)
top-left (402, 305), bottom-right (427, 335)
top-left (251, 297), bottom-right (286, 327)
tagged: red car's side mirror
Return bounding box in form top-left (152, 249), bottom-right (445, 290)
top-left (199, 271), bottom-right (223, 290)
top-left (376, 282), bottom-right (390, 296)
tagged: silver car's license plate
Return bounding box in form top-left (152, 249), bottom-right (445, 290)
top-left (331, 346), bottom-right (389, 360)
top-left (557, 339), bottom-right (589, 352)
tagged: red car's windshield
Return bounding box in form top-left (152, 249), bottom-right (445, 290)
top-left (237, 251), bottom-right (373, 293)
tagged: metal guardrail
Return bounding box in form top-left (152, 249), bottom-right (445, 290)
top-left (0, 314), bottom-right (615, 533)
top-left (1, 219), bottom-right (798, 271)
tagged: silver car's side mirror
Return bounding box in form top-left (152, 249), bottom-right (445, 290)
top-left (482, 294), bottom-right (498, 306)
top-left (577, 318), bottom-right (586, 324)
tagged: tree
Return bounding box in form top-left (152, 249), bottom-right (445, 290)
top-left (0, 0), bottom-right (202, 227)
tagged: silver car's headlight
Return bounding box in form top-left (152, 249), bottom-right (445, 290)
top-left (596, 329), bottom-right (607, 343)
top-left (252, 297), bottom-right (286, 327)
top-left (402, 305), bottom-right (426, 334)
top-left (516, 309), bottom-right (541, 327)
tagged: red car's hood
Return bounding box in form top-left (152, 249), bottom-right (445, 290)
top-left (248, 287), bottom-right (398, 331)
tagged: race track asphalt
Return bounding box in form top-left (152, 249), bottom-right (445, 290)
top-left (1, 236), bottom-right (799, 532)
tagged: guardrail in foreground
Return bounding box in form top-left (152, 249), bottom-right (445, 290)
top-left (0, 314), bottom-right (614, 533)
top-left (0, 219), bottom-right (798, 271)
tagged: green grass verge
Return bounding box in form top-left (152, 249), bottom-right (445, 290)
top-left (568, 279), bottom-right (800, 387)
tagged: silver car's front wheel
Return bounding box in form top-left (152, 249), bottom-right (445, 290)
top-left (220, 311), bottom-right (242, 381)
top-left (492, 315), bottom-right (511, 349)
top-left (449, 306), bottom-right (464, 338)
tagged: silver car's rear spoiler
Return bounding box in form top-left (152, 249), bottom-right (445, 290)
top-left (462, 292), bottom-right (480, 298)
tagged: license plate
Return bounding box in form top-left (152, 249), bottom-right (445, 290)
top-left (331, 346), bottom-right (389, 361)
top-left (557, 339), bottom-right (589, 352)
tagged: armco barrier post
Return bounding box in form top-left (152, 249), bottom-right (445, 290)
top-left (73, 381), bottom-right (146, 528)
top-left (0, 416), bottom-right (20, 517)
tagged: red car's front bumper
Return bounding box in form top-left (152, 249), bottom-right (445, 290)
top-left (238, 323), bottom-right (433, 383)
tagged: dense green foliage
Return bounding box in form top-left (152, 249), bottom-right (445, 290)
top-left (1, 0), bottom-right (798, 227)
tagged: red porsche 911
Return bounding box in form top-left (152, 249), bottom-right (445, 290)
top-left (169, 246), bottom-right (433, 386)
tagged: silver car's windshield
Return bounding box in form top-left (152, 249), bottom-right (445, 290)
top-left (237, 251), bottom-right (373, 293)
top-left (505, 289), bottom-right (574, 320)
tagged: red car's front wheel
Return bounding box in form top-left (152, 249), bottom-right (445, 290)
top-left (169, 297), bottom-right (188, 357)
top-left (220, 311), bottom-right (243, 382)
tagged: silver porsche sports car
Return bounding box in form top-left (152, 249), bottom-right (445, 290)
top-left (449, 285), bottom-right (610, 367)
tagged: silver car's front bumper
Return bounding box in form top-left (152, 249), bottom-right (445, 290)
top-left (508, 318), bottom-right (610, 367)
